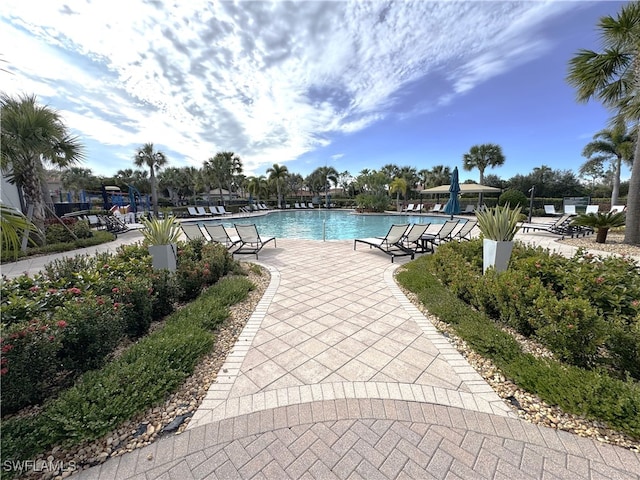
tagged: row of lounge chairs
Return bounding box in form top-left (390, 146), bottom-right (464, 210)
top-left (181, 223), bottom-right (275, 259)
top-left (427, 204), bottom-right (476, 214)
top-left (187, 206), bottom-right (232, 217)
top-left (544, 204), bottom-right (625, 216)
top-left (294, 203), bottom-right (317, 209)
top-left (354, 219), bottom-right (478, 263)
top-left (518, 214), bottom-right (593, 238)
top-left (84, 214), bottom-right (129, 234)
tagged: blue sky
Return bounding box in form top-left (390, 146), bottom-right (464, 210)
top-left (0, 1), bottom-right (630, 184)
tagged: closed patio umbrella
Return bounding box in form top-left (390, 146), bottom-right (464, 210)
top-left (443, 167), bottom-right (460, 218)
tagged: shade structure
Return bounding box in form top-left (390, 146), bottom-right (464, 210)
top-left (443, 167), bottom-right (461, 216)
top-left (421, 183), bottom-right (501, 194)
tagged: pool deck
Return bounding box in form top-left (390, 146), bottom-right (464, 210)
top-left (2, 218), bottom-right (639, 479)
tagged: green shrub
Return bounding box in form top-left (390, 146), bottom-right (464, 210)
top-left (0, 320), bottom-right (65, 414)
top-left (1, 276), bottom-right (254, 463)
top-left (56, 296), bottom-right (125, 372)
top-left (532, 296), bottom-right (607, 368)
top-left (396, 260), bottom-right (640, 439)
top-left (498, 189), bottom-right (528, 209)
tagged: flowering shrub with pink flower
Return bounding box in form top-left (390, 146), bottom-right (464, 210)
top-left (426, 240), bottom-right (640, 379)
top-left (0, 238), bottom-right (235, 414)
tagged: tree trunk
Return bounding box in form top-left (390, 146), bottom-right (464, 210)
top-left (596, 227), bottom-right (609, 244)
top-left (611, 156), bottom-right (621, 206)
top-left (624, 127), bottom-right (640, 245)
top-left (150, 168), bottom-right (159, 217)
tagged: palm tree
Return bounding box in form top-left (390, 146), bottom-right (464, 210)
top-left (581, 119), bottom-right (634, 206)
top-left (463, 143), bottom-right (506, 205)
top-left (266, 163), bottom-right (289, 209)
top-left (134, 143), bottom-right (167, 217)
top-left (60, 167), bottom-right (94, 201)
top-left (420, 165), bottom-right (451, 188)
top-left (1, 93), bottom-right (84, 236)
top-left (572, 211), bottom-right (626, 244)
top-left (567, 1), bottom-right (640, 244)
top-left (246, 176), bottom-right (268, 208)
top-left (205, 152), bottom-right (243, 205)
top-left (389, 177), bottom-right (408, 211)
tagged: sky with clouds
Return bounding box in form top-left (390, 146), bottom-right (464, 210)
top-left (0, 1), bottom-right (630, 183)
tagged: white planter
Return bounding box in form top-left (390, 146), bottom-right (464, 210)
top-left (148, 244), bottom-right (177, 272)
top-left (483, 239), bottom-right (514, 274)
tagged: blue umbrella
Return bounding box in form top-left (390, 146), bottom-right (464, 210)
top-left (443, 167), bottom-right (461, 218)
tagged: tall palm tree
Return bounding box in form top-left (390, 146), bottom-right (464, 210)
top-left (567, 1), bottom-right (640, 244)
top-left (158, 167), bottom-right (182, 206)
top-left (420, 165), bottom-right (451, 188)
top-left (389, 177), bottom-right (408, 211)
top-left (1, 93), bottom-right (84, 236)
top-left (266, 163), bottom-right (289, 209)
top-left (134, 143), bottom-right (167, 217)
top-left (462, 143), bottom-right (506, 204)
top-left (246, 176), bottom-right (268, 208)
top-left (581, 119), bottom-right (634, 206)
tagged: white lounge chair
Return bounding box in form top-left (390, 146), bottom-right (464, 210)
top-left (564, 205), bottom-right (577, 215)
top-left (233, 224), bottom-right (276, 259)
top-left (610, 205), bottom-right (626, 213)
top-left (187, 207), bottom-right (204, 217)
top-left (462, 204), bottom-right (475, 214)
top-left (404, 203), bottom-right (415, 212)
top-left (585, 205), bottom-right (599, 214)
top-left (430, 204), bottom-right (442, 213)
top-left (544, 205), bottom-right (561, 216)
top-left (196, 206), bottom-right (211, 216)
top-left (307, 203), bottom-right (315, 209)
top-left (181, 224), bottom-right (206, 241)
top-left (203, 224), bottom-right (241, 249)
top-left (354, 224), bottom-right (412, 263)
top-left (400, 223), bottom-right (431, 254)
top-left (415, 204), bottom-right (423, 212)
top-left (421, 220), bottom-right (460, 248)
top-left (217, 206), bottom-right (231, 215)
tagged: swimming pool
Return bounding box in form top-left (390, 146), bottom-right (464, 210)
top-left (200, 210), bottom-right (459, 240)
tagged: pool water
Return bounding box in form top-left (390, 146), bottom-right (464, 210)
top-left (201, 210), bottom-right (457, 240)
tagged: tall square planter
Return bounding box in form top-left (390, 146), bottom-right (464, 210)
top-left (483, 239), bottom-right (514, 274)
top-left (148, 244), bottom-right (177, 272)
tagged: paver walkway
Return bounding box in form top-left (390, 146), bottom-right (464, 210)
top-left (72, 237), bottom-right (639, 479)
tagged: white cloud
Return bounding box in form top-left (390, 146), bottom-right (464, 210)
top-left (1, 0), bottom-right (576, 176)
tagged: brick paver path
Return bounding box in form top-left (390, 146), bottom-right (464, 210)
top-left (70, 239), bottom-right (639, 479)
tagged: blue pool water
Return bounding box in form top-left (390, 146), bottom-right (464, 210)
top-left (201, 210), bottom-right (456, 240)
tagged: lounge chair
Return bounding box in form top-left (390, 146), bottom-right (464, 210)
top-left (233, 224), bottom-right (276, 259)
top-left (462, 204), bottom-right (475, 214)
top-left (208, 206), bottom-right (221, 216)
top-left (354, 224), bottom-right (412, 263)
top-left (414, 204), bottom-right (423, 213)
top-left (430, 204), bottom-right (442, 213)
top-left (196, 206), bottom-right (211, 216)
top-left (182, 224), bottom-right (206, 241)
top-left (307, 203), bottom-right (315, 209)
top-left (400, 223), bottom-right (432, 254)
top-left (519, 214), bottom-right (579, 237)
top-left (544, 205), bottom-right (561, 216)
top-left (451, 220), bottom-right (478, 242)
top-left (100, 214), bottom-right (128, 234)
top-left (421, 220), bottom-right (460, 249)
top-left (216, 205), bottom-right (231, 215)
top-left (404, 203), bottom-right (415, 212)
top-left (585, 205), bottom-right (599, 214)
top-left (187, 207), bottom-right (203, 217)
top-left (610, 205), bottom-right (626, 213)
top-left (564, 205), bottom-right (577, 215)
top-left (203, 224), bottom-right (241, 249)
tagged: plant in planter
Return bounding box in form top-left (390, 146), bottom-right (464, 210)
top-left (475, 203), bottom-right (521, 273)
top-left (140, 216), bottom-right (182, 271)
top-left (571, 211), bottom-right (625, 244)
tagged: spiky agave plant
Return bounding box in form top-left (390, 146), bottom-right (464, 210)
top-left (571, 211), bottom-right (625, 244)
top-left (475, 203), bottom-right (521, 241)
top-left (140, 216), bottom-right (182, 245)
